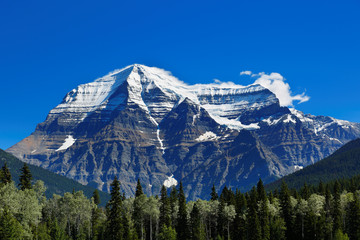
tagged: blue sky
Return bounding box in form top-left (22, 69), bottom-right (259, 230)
top-left (1, 0), bottom-right (360, 149)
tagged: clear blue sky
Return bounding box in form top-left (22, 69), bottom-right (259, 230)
top-left (1, 0), bottom-right (360, 149)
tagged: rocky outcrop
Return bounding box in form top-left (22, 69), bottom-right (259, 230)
top-left (7, 64), bottom-right (360, 199)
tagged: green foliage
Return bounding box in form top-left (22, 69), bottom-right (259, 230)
top-left (0, 206), bottom-right (23, 239)
top-left (159, 185), bottom-right (171, 231)
top-left (106, 176), bottom-right (125, 239)
top-left (19, 163), bottom-right (32, 190)
top-left (2, 159), bottom-right (360, 240)
top-left (0, 149), bottom-right (110, 205)
top-left (334, 229), bottom-right (349, 240)
top-left (135, 179), bottom-right (143, 198)
top-left (177, 182), bottom-right (190, 240)
top-left (93, 189), bottom-right (101, 205)
top-left (158, 225), bottom-right (176, 240)
top-left (267, 138), bottom-right (360, 191)
top-left (0, 162), bottom-right (12, 185)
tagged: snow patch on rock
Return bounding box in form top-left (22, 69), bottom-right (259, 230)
top-left (163, 175), bottom-right (178, 188)
top-left (196, 131), bottom-right (219, 142)
top-left (56, 135), bottom-right (76, 151)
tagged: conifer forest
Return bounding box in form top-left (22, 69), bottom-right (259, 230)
top-left (1, 163), bottom-right (360, 240)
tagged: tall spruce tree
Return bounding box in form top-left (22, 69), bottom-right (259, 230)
top-left (0, 162), bottom-right (11, 184)
top-left (159, 185), bottom-right (171, 231)
top-left (247, 186), bottom-right (261, 240)
top-left (280, 181), bottom-right (294, 240)
top-left (333, 181), bottom-right (342, 233)
top-left (234, 189), bottom-right (247, 240)
top-left (135, 179), bottom-right (143, 198)
top-left (169, 186), bottom-right (178, 229)
top-left (105, 176), bottom-right (124, 239)
top-left (346, 191), bottom-right (360, 240)
top-left (191, 201), bottom-right (206, 240)
top-left (92, 189), bottom-right (101, 205)
top-left (211, 184), bottom-right (219, 201)
top-left (177, 182), bottom-right (190, 240)
top-left (19, 163), bottom-right (32, 190)
top-left (257, 179), bottom-right (270, 240)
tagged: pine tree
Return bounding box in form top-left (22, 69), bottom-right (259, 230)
top-left (257, 179), bottom-right (270, 240)
top-left (301, 182), bottom-right (310, 200)
top-left (0, 162), bottom-right (11, 184)
top-left (211, 184), bottom-right (219, 201)
top-left (177, 182), bottom-right (190, 240)
top-left (135, 179), bottom-right (143, 198)
top-left (169, 186), bottom-right (178, 229)
top-left (280, 181), bottom-right (294, 240)
top-left (247, 186), bottom-right (261, 240)
top-left (333, 181), bottom-right (342, 233)
top-left (159, 185), bottom-right (171, 231)
top-left (18, 163), bottom-right (32, 190)
top-left (190, 202), bottom-right (202, 240)
top-left (234, 189), bottom-right (247, 240)
top-left (346, 192), bottom-right (360, 240)
top-left (93, 189), bottom-right (101, 205)
top-left (318, 181), bottom-right (325, 196)
top-left (105, 176), bottom-right (124, 239)
top-left (0, 206), bottom-right (23, 239)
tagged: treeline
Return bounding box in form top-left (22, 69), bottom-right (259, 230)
top-left (1, 163), bottom-right (360, 239)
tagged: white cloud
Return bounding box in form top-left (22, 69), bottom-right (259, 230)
top-left (250, 72), bottom-right (310, 106)
top-left (240, 70), bottom-right (253, 76)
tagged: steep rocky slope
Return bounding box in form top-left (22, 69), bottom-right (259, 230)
top-left (7, 64), bottom-right (360, 199)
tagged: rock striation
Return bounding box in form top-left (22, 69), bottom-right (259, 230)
top-left (7, 64), bottom-right (360, 199)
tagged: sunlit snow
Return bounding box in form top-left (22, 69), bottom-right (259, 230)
top-left (56, 135), bottom-right (76, 151)
top-left (196, 132), bottom-right (218, 142)
top-left (163, 175), bottom-right (178, 188)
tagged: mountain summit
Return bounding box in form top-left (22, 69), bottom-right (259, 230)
top-left (7, 64), bottom-right (360, 199)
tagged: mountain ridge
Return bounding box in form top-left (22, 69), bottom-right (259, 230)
top-left (7, 64), bottom-right (360, 199)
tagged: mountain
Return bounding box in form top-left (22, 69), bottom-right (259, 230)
top-left (0, 149), bottom-right (110, 204)
top-left (7, 64), bottom-right (360, 199)
top-left (266, 138), bottom-right (360, 191)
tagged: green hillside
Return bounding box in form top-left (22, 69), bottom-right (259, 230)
top-left (266, 138), bottom-right (360, 191)
top-left (0, 149), bottom-right (110, 205)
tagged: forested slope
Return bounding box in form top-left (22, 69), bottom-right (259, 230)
top-left (266, 138), bottom-right (360, 191)
top-left (0, 149), bottom-right (110, 203)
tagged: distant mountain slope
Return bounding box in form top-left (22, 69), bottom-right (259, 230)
top-left (266, 138), bottom-right (360, 191)
top-left (0, 149), bottom-right (110, 204)
top-left (7, 64), bottom-right (360, 199)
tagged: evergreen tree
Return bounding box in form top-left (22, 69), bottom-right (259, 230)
top-left (333, 181), bottom-right (342, 233)
top-left (318, 181), bottom-right (325, 196)
top-left (159, 185), bottom-right (171, 231)
top-left (0, 162), bottom-right (11, 184)
top-left (133, 193), bottom-right (146, 240)
top-left (169, 186), bottom-right (178, 228)
top-left (211, 184), bottom-right (219, 201)
top-left (346, 192), bottom-right (360, 240)
top-left (0, 206), bottom-right (23, 239)
top-left (234, 189), bottom-right (247, 240)
top-left (301, 182), bottom-right (310, 200)
top-left (257, 179), bottom-right (270, 240)
top-left (135, 179), bottom-right (143, 198)
top-left (18, 163), bottom-right (32, 190)
top-left (105, 176), bottom-right (124, 239)
top-left (280, 181), bottom-right (294, 240)
top-left (334, 229), bottom-right (349, 240)
top-left (177, 182), bottom-right (190, 240)
top-left (247, 186), bottom-right (261, 240)
top-left (191, 202), bottom-right (204, 240)
top-left (93, 189), bottom-right (101, 205)
top-left (158, 225), bottom-right (177, 240)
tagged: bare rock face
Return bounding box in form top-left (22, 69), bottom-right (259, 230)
top-left (7, 64), bottom-right (360, 199)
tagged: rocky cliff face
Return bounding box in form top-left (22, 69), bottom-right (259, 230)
top-left (7, 64), bottom-right (360, 199)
